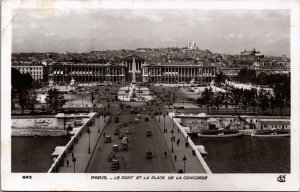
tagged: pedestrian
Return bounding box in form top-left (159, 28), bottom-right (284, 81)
top-left (164, 151), bottom-right (167, 158)
top-left (103, 132), bottom-right (106, 137)
top-left (175, 155), bottom-right (177, 161)
top-left (66, 160), bottom-right (69, 167)
top-left (177, 138), bottom-right (180, 146)
top-left (185, 142), bottom-right (189, 148)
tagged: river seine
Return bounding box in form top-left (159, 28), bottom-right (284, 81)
top-left (12, 136), bottom-right (70, 172)
top-left (192, 136), bottom-right (290, 173)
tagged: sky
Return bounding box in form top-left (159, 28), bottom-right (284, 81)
top-left (12, 9), bottom-right (290, 56)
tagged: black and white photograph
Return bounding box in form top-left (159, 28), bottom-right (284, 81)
top-left (1, 0), bottom-right (300, 191)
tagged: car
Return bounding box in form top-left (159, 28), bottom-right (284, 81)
top-left (126, 129), bottom-right (132, 135)
top-left (111, 159), bottom-right (120, 170)
top-left (146, 130), bottom-right (152, 137)
top-left (114, 129), bottom-right (120, 135)
top-left (112, 144), bottom-right (119, 152)
top-left (107, 152), bottom-right (114, 162)
top-left (146, 151), bottom-right (153, 159)
top-left (105, 135), bottom-right (112, 143)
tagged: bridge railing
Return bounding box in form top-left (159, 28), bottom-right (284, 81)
top-left (169, 113), bottom-right (212, 174)
top-left (47, 112), bottom-right (97, 173)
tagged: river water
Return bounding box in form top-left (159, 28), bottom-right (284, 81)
top-left (192, 136), bottom-right (290, 173)
top-left (12, 136), bottom-right (70, 172)
top-left (12, 135), bottom-right (290, 173)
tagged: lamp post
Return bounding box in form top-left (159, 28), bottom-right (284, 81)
top-left (163, 113), bottom-right (166, 132)
top-left (98, 113), bottom-right (100, 133)
top-left (183, 155), bottom-right (187, 173)
top-left (171, 129), bottom-right (174, 152)
top-left (72, 156), bottom-right (76, 173)
top-left (172, 116), bottom-right (175, 129)
top-left (158, 107), bottom-right (161, 122)
top-left (87, 128), bottom-right (91, 153)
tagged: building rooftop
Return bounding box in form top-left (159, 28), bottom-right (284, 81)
top-left (12, 62), bottom-right (44, 67)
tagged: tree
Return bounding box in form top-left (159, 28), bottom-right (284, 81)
top-left (240, 89), bottom-right (256, 114)
top-left (45, 88), bottom-right (66, 113)
top-left (198, 88), bottom-right (213, 114)
top-left (270, 95), bottom-right (275, 115)
top-left (18, 89), bottom-right (30, 115)
top-left (20, 73), bottom-right (33, 88)
top-left (258, 91), bottom-right (270, 115)
top-left (240, 90), bottom-right (249, 114)
top-left (224, 93), bottom-right (230, 114)
top-left (11, 70), bottom-right (33, 112)
top-left (215, 72), bottom-right (226, 85)
top-left (212, 92), bottom-right (224, 114)
top-left (274, 84), bottom-right (286, 116)
top-left (248, 89), bottom-right (257, 113)
top-left (235, 68), bottom-right (256, 83)
top-left (27, 91), bottom-right (38, 114)
top-left (231, 88), bottom-right (243, 114)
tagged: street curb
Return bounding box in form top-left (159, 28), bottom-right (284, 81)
top-left (85, 116), bottom-right (110, 173)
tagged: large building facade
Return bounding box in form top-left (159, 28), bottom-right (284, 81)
top-left (12, 62), bottom-right (45, 81)
top-left (48, 55), bottom-right (217, 84)
top-left (142, 63), bottom-right (216, 83)
top-left (48, 62), bottom-right (126, 83)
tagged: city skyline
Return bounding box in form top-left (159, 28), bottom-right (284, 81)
top-left (12, 9), bottom-right (290, 56)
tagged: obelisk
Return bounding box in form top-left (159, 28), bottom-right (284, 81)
top-left (132, 56), bottom-right (136, 83)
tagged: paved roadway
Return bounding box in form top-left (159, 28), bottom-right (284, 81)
top-left (86, 113), bottom-right (175, 173)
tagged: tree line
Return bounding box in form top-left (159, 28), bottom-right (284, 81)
top-left (12, 68), bottom-right (65, 115)
top-left (197, 86), bottom-right (290, 116)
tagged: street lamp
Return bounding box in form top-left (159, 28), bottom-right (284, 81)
top-left (87, 128), bottom-right (91, 153)
top-left (98, 113), bottom-right (100, 133)
top-left (163, 113), bottom-right (166, 132)
top-left (158, 107), bottom-right (161, 122)
top-left (171, 129), bottom-right (174, 152)
top-left (72, 155), bottom-right (77, 173)
top-left (183, 155), bottom-right (187, 173)
top-left (172, 116), bottom-right (175, 129)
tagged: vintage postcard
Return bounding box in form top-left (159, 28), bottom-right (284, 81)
top-left (1, 0), bottom-right (299, 191)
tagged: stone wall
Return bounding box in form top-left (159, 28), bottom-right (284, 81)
top-left (11, 117), bottom-right (64, 136)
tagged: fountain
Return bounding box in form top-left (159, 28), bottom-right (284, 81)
top-left (118, 82), bottom-right (153, 102)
